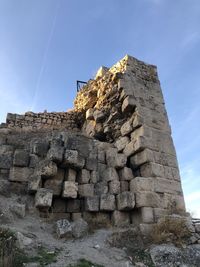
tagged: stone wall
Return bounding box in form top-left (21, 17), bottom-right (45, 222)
top-left (0, 55), bottom-right (186, 230)
top-left (6, 110), bottom-right (84, 131)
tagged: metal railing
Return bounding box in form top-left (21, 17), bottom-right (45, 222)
top-left (76, 80), bottom-right (87, 92)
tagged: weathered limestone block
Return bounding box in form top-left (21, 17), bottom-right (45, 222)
top-left (120, 181), bottom-right (129, 192)
top-left (121, 120), bottom-right (133, 136)
top-left (9, 167), bottom-right (33, 182)
top-left (82, 211), bottom-right (111, 227)
top-left (63, 150), bottom-right (85, 169)
top-left (78, 184), bottom-right (94, 197)
top-left (10, 203), bottom-right (26, 218)
top-left (141, 207), bottom-right (154, 223)
top-left (140, 162), bottom-right (164, 177)
top-left (100, 194), bottom-right (116, 211)
top-left (164, 194), bottom-right (186, 212)
top-left (135, 192), bottom-right (161, 208)
top-left (72, 218), bottom-right (89, 238)
top-left (103, 167), bottom-right (119, 182)
top-left (123, 137), bottom-right (146, 157)
top-left (93, 110), bottom-right (106, 123)
top-left (13, 149), bottom-right (29, 167)
top-left (85, 196), bottom-right (99, 212)
top-left (86, 108), bottom-right (94, 120)
top-left (98, 163), bottom-right (107, 180)
top-left (36, 159), bottom-right (57, 178)
top-left (111, 210), bottom-right (130, 226)
top-left (62, 181), bottom-right (78, 198)
top-left (90, 170), bottom-right (100, 183)
top-left (28, 175), bottom-right (42, 193)
top-left (47, 145), bottom-right (64, 163)
top-left (130, 177), bottom-right (154, 192)
top-left (95, 182), bottom-right (108, 195)
top-left (106, 148), bottom-right (127, 168)
top-left (77, 169), bottom-right (90, 184)
top-left (35, 188), bottom-right (53, 208)
top-left (56, 219), bottom-right (72, 238)
top-left (66, 199), bottom-right (81, 212)
top-left (44, 168), bottom-right (65, 196)
top-left (66, 168), bottom-right (77, 182)
top-left (139, 223), bottom-right (155, 236)
top-left (154, 178), bottom-right (183, 194)
top-left (132, 114), bottom-right (143, 130)
top-left (31, 140), bottom-right (49, 157)
top-left (122, 96), bottom-right (136, 113)
top-left (119, 167), bottom-right (134, 181)
top-left (0, 145), bottom-right (14, 169)
top-left (52, 199), bottom-right (66, 213)
top-left (97, 148), bottom-right (106, 163)
top-left (109, 180), bottom-right (120, 194)
top-left (85, 156), bottom-right (98, 171)
top-left (116, 192), bottom-right (135, 211)
top-left (114, 136), bottom-right (130, 152)
top-left (130, 149), bottom-right (153, 169)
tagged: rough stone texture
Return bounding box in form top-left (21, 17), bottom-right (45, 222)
top-left (100, 194), bottom-right (116, 211)
top-left (0, 54), bottom-right (187, 227)
top-left (56, 219), bottom-right (72, 238)
top-left (62, 181), bottom-right (78, 198)
top-left (35, 188), bottom-right (53, 208)
top-left (71, 218), bottom-right (89, 238)
top-left (116, 192), bottom-right (135, 211)
top-left (111, 210), bottom-right (130, 226)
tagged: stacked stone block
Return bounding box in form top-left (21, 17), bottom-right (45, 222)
top-left (0, 55), bottom-right (186, 229)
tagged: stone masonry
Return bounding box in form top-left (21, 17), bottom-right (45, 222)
top-left (0, 55), bottom-right (186, 229)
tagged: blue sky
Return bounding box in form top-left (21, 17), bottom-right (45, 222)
top-left (0, 0), bottom-right (200, 217)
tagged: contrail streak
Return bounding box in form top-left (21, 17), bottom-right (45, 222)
top-left (31, 1), bottom-right (61, 111)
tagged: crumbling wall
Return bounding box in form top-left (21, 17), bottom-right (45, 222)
top-left (0, 55), bottom-right (186, 230)
top-left (6, 111), bottom-right (84, 131)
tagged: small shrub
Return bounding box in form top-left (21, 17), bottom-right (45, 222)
top-left (151, 216), bottom-right (191, 246)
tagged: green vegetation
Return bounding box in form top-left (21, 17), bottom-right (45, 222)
top-left (14, 247), bottom-right (59, 267)
top-left (67, 258), bottom-right (104, 267)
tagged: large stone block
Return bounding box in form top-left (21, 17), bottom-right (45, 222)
top-left (109, 180), bottom-right (120, 194)
top-left (55, 219), bottom-right (72, 238)
top-left (120, 181), bottom-right (129, 192)
top-left (123, 137), bottom-right (146, 157)
top-left (164, 194), bottom-right (186, 212)
top-left (114, 136), bottom-right (130, 152)
top-left (154, 178), bottom-right (183, 194)
top-left (35, 188), bottom-right (53, 208)
top-left (100, 194), bottom-right (116, 211)
top-left (135, 192), bottom-right (161, 208)
top-left (62, 181), bottom-right (78, 198)
top-left (29, 154), bottom-right (39, 168)
top-left (0, 145), bottom-right (14, 169)
top-left (103, 167), bottom-right (119, 182)
top-left (141, 207), bottom-right (154, 223)
top-left (9, 167), bottom-right (33, 182)
top-left (130, 149), bottom-right (153, 169)
top-left (66, 199), bottom-right (81, 212)
top-left (90, 170), bottom-right (100, 183)
top-left (78, 184), bottom-right (94, 197)
top-left (52, 199), bottom-right (67, 213)
top-left (93, 110), bottom-right (106, 123)
top-left (13, 149), bottom-right (29, 167)
top-left (140, 162), bottom-right (164, 177)
top-left (47, 145), bottom-right (64, 163)
top-left (44, 168), bottom-right (65, 196)
top-left (82, 212), bottom-right (111, 227)
top-left (66, 168), bottom-right (77, 182)
top-left (153, 208), bottom-right (169, 221)
top-left (106, 148), bottom-right (127, 168)
top-left (36, 159), bottom-right (57, 178)
top-left (111, 210), bottom-right (130, 226)
top-left (28, 175), bottom-right (42, 193)
top-left (31, 140), bottom-right (49, 157)
top-left (122, 96), bottom-right (136, 113)
top-left (86, 108), bottom-right (94, 120)
top-left (118, 167), bottom-right (134, 181)
top-left (130, 177), bottom-right (154, 192)
top-left (94, 182), bottom-right (108, 195)
top-left (120, 120), bottom-right (133, 136)
top-left (77, 169), bottom-right (90, 184)
top-left (116, 192), bottom-right (135, 211)
top-left (132, 114), bottom-right (143, 130)
top-left (85, 196), bottom-right (99, 212)
top-left (63, 150), bottom-right (85, 169)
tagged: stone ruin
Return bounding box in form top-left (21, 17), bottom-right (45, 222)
top-left (0, 55), bottom-right (187, 231)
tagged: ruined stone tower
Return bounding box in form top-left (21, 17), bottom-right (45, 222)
top-left (0, 55), bottom-right (186, 229)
